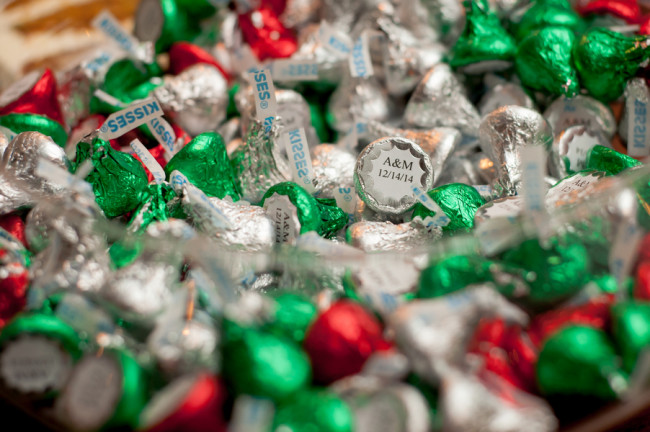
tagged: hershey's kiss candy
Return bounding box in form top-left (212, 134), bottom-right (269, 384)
top-left (354, 137), bottom-right (434, 215)
top-left (347, 220), bottom-right (442, 252)
top-left (478, 106), bottom-right (553, 195)
top-left (549, 125), bottom-right (611, 178)
top-left (543, 95), bottom-right (616, 139)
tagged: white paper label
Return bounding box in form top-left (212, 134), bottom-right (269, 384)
top-left (610, 221), bottom-right (644, 287)
top-left (93, 89), bottom-right (124, 108)
top-left (565, 132), bottom-right (602, 171)
top-left (627, 84), bottom-right (650, 157)
top-left (130, 139), bottom-right (165, 184)
top-left (263, 194), bottom-right (301, 244)
top-left (148, 116), bottom-right (177, 156)
top-left (333, 186), bottom-right (356, 221)
top-left (476, 216), bottom-right (520, 256)
top-left (83, 51), bottom-right (113, 75)
top-left (248, 68), bottom-right (277, 133)
top-left (349, 33), bottom-right (374, 78)
top-left (366, 145), bottom-right (426, 204)
top-left (92, 10), bottom-right (141, 59)
top-left (61, 355), bottom-right (122, 431)
top-left (545, 172), bottom-right (603, 207)
top-left (229, 395), bottom-right (274, 432)
top-left (98, 98), bottom-right (164, 140)
top-left (0, 70), bottom-right (39, 106)
top-left (0, 126), bottom-right (16, 142)
top-left (36, 159), bottom-right (94, 196)
top-left (319, 21), bottom-right (353, 56)
top-left (0, 336), bottom-right (71, 393)
top-left (271, 59), bottom-right (319, 81)
top-left (412, 186), bottom-right (450, 227)
top-left (520, 146), bottom-right (548, 220)
top-left (283, 128), bottom-right (316, 193)
top-left (170, 171), bottom-right (232, 230)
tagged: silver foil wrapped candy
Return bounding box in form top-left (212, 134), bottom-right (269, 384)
top-left (207, 197), bottom-right (276, 252)
top-left (478, 106), bottom-right (553, 195)
top-left (153, 64), bottom-right (228, 136)
top-left (311, 144), bottom-right (356, 199)
top-left (543, 95), bottom-right (616, 139)
top-left (347, 220), bottom-right (442, 252)
top-left (549, 125), bottom-right (611, 179)
top-left (404, 64), bottom-right (481, 140)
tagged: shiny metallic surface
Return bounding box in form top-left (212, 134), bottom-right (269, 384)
top-left (550, 125), bottom-right (611, 178)
top-left (474, 196), bottom-right (523, 225)
top-left (153, 64), bottom-right (228, 136)
top-left (478, 82), bottom-right (535, 117)
top-left (433, 157), bottom-right (481, 187)
top-left (404, 64), bottom-right (481, 139)
top-left (543, 95), bottom-right (616, 139)
top-left (355, 137), bottom-right (434, 215)
top-left (469, 152), bottom-right (498, 184)
top-left (292, 23), bottom-right (348, 85)
top-left (418, 0), bottom-right (465, 44)
top-left (328, 73), bottom-right (396, 134)
top-left (347, 220), bottom-right (441, 252)
top-left (206, 197), bottom-right (275, 252)
top-left (0, 132), bottom-right (69, 214)
top-left (366, 121), bottom-right (460, 185)
top-left (29, 197), bottom-right (110, 297)
top-left (353, 199), bottom-right (408, 224)
top-left (311, 144), bottom-right (356, 199)
top-left (478, 106), bottom-right (553, 196)
top-left (57, 65), bottom-right (92, 130)
top-left (101, 260), bottom-right (176, 323)
top-left (441, 370), bottom-right (558, 432)
top-left (388, 285), bottom-right (528, 384)
top-left (280, 0), bottom-right (321, 28)
top-left (231, 121), bottom-right (292, 203)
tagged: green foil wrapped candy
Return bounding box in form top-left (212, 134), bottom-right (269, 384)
top-left (501, 235), bottom-right (590, 307)
top-left (85, 138), bottom-right (150, 219)
top-left (222, 323), bottom-right (311, 400)
top-left (127, 183), bottom-right (177, 233)
top-left (449, 0), bottom-right (517, 74)
top-left (272, 390), bottom-right (354, 432)
top-left (0, 113), bottom-right (67, 148)
top-left (612, 301), bottom-right (650, 372)
top-left (515, 0), bottom-right (584, 41)
top-left (260, 187), bottom-right (346, 239)
top-left (515, 27), bottom-right (579, 97)
top-left (574, 28), bottom-right (650, 102)
top-left (411, 183), bottom-right (486, 233)
top-left (537, 325), bottom-right (628, 399)
top-left (265, 292), bottom-right (318, 344)
top-left (585, 145), bottom-right (642, 175)
top-left (164, 132), bottom-right (240, 200)
top-left (417, 254), bottom-right (495, 298)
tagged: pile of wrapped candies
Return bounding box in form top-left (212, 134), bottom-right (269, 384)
top-left (5, 0), bottom-right (650, 430)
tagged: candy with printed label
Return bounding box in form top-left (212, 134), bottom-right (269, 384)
top-left (544, 95), bottom-right (617, 139)
top-left (479, 106), bottom-right (553, 196)
top-left (405, 64), bottom-right (481, 139)
top-left (550, 126), bottom-right (611, 178)
top-left (619, 78), bottom-right (650, 156)
top-left (355, 137), bottom-right (434, 215)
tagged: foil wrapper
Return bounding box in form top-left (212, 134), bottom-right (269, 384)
top-left (469, 152), bottom-right (498, 184)
top-left (291, 23), bottom-right (349, 85)
top-left (478, 106), bottom-right (553, 196)
top-left (366, 121), bottom-right (460, 184)
top-left (153, 64), bottom-right (228, 136)
top-left (29, 196), bottom-right (111, 297)
top-left (388, 284), bottom-right (528, 384)
top-left (328, 73), bottom-right (396, 134)
top-left (206, 197), bottom-right (275, 252)
top-left (355, 137), bottom-right (434, 215)
top-left (441, 371), bottom-right (558, 432)
top-left (0, 132), bottom-right (69, 215)
top-left (543, 95), bottom-right (616, 139)
top-left (147, 310), bottom-right (218, 377)
top-left (550, 125), bottom-right (611, 179)
top-left (236, 86), bottom-right (318, 145)
top-left (478, 81), bottom-right (535, 118)
top-left (434, 157), bottom-right (481, 188)
top-left (280, 0), bottom-right (321, 29)
top-left (333, 376), bottom-right (431, 432)
top-left (413, 0), bottom-right (465, 44)
top-left (57, 65), bottom-right (93, 130)
top-left (353, 199), bottom-right (408, 224)
top-left (100, 259), bottom-right (177, 325)
top-left (231, 121), bottom-right (292, 203)
top-left (311, 144), bottom-right (356, 199)
top-left (404, 64), bottom-right (481, 139)
top-left (378, 15), bottom-right (446, 96)
top-left (347, 220), bottom-right (442, 253)
top-left (218, 118), bottom-right (242, 150)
